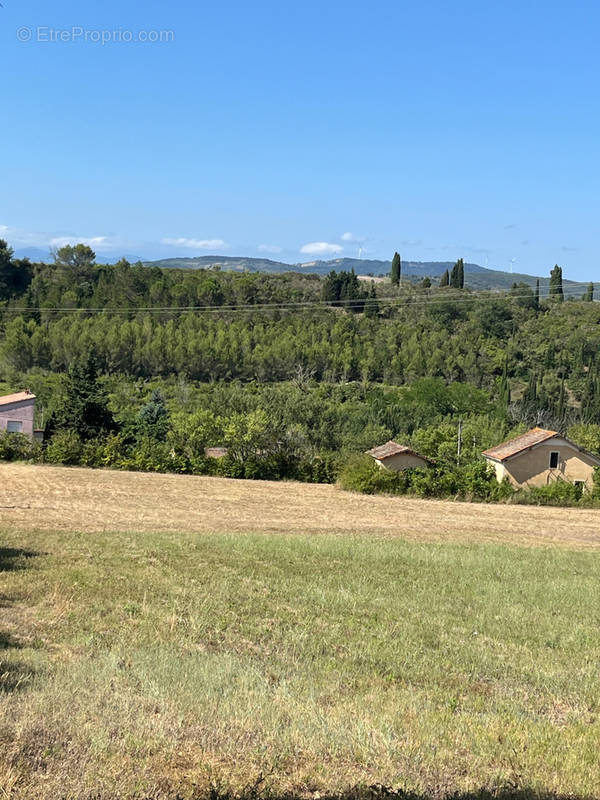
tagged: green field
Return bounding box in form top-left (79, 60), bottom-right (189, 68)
top-left (2, 521), bottom-right (600, 800)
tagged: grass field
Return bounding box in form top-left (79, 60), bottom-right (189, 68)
top-left (2, 465), bottom-right (600, 800)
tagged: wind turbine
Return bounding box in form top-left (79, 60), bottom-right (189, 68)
top-left (509, 257), bottom-right (517, 274)
top-left (358, 245), bottom-right (363, 259)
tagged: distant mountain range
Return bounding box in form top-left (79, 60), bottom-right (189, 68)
top-left (12, 248), bottom-right (587, 294)
top-left (139, 255), bottom-right (587, 293)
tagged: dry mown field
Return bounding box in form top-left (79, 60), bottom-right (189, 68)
top-left (1, 463), bottom-right (600, 547)
top-left (2, 464), bottom-right (600, 800)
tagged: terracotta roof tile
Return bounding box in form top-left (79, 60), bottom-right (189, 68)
top-left (482, 428), bottom-right (559, 462)
top-left (0, 391), bottom-right (36, 407)
top-left (366, 440), bottom-right (427, 461)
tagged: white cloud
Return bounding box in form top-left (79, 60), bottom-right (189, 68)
top-left (258, 244), bottom-right (283, 254)
top-left (341, 231), bottom-right (365, 243)
top-left (300, 241), bottom-right (343, 256)
top-left (162, 237), bottom-right (227, 250)
top-left (0, 225), bottom-right (8, 234)
top-left (50, 236), bottom-right (108, 249)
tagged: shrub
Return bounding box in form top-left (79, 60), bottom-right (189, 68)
top-left (511, 479), bottom-right (583, 507)
top-left (337, 454), bottom-right (409, 495)
top-left (119, 437), bottom-right (190, 473)
top-left (45, 429), bottom-right (83, 465)
top-left (338, 456), bottom-right (511, 502)
top-left (0, 431), bottom-right (39, 462)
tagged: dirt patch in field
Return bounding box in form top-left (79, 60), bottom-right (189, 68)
top-left (0, 463), bottom-right (599, 548)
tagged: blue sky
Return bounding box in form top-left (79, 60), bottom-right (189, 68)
top-left (2, 0), bottom-right (599, 278)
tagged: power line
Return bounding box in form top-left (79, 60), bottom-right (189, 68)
top-left (0, 284), bottom-right (591, 316)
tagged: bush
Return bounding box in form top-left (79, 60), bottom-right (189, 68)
top-left (511, 479), bottom-right (584, 507)
top-left (337, 454), bottom-right (409, 495)
top-left (119, 437), bottom-right (190, 473)
top-left (338, 455), bottom-right (511, 502)
top-left (45, 429), bottom-right (83, 465)
top-left (0, 431), bottom-right (39, 462)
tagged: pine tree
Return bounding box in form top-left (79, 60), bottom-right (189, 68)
top-left (549, 264), bottom-right (564, 301)
top-left (364, 282), bottom-right (379, 318)
top-left (390, 252), bottom-right (401, 286)
top-left (137, 389), bottom-right (170, 441)
top-left (44, 354), bottom-right (117, 442)
top-left (439, 269), bottom-right (449, 287)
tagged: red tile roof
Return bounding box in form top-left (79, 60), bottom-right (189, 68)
top-left (482, 428), bottom-right (559, 462)
top-left (0, 390), bottom-right (35, 407)
top-left (366, 440), bottom-right (428, 461)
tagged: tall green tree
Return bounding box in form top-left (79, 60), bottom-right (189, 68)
top-left (0, 239), bottom-right (32, 301)
top-left (390, 252), bottom-right (402, 286)
top-left (584, 282), bottom-right (594, 302)
top-left (534, 279), bottom-right (540, 310)
top-left (450, 258), bottom-right (465, 289)
top-left (54, 243), bottom-right (96, 269)
top-left (549, 264), bottom-right (564, 301)
top-left (439, 269), bottom-right (449, 287)
top-left (137, 389), bottom-right (170, 441)
top-left (44, 354), bottom-right (117, 441)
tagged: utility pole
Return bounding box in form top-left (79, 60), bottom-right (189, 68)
top-left (457, 418), bottom-right (463, 465)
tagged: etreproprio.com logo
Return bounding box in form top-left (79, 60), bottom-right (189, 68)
top-left (16, 26), bottom-right (175, 44)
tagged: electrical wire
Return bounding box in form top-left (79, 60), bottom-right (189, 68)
top-left (0, 283), bottom-right (593, 315)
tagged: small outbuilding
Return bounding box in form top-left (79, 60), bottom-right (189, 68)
top-left (366, 440), bottom-right (431, 471)
top-left (482, 427), bottom-right (600, 489)
top-left (0, 390), bottom-right (36, 439)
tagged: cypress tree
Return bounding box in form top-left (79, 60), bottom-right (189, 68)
top-left (556, 378), bottom-right (566, 422)
top-left (549, 264), bottom-right (564, 301)
top-left (498, 356), bottom-right (511, 410)
top-left (450, 258), bottom-right (465, 289)
top-left (584, 282), bottom-right (594, 302)
top-left (390, 252), bottom-right (401, 286)
top-left (524, 370), bottom-right (537, 405)
top-left (439, 269), bottom-right (449, 287)
top-left (534, 279), bottom-right (540, 310)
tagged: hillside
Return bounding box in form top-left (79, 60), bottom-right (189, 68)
top-left (142, 254), bottom-right (588, 292)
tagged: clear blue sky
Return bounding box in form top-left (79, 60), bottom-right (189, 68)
top-left (2, 0), bottom-right (599, 278)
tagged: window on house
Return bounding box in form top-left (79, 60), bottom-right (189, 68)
top-left (6, 420), bottom-right (23, 433)
top-left (549, 451), bottom-right (560, 469)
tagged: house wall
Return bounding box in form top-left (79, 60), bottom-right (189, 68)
top-left (0, 399), bottom-right (35, 438)
top-left (487, 440), bottom-right (598, 488)
top-left (376, 452), bottom-right (429, 471)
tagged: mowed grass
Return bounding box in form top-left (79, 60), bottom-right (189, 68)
top-left (2, 518), bottom-right (600, 800)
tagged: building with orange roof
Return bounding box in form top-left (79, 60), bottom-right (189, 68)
top-left (483, 427), bottom-right (600, 489)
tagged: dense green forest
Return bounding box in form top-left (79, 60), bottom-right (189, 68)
top-left (1, 239), bottom-right (599, 502)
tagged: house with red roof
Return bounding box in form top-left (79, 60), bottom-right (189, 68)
top-left (483, 427), bottom-right (600, 489)
top-left (366, 440), bottom-right (431, 471)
